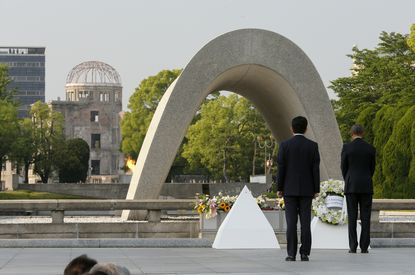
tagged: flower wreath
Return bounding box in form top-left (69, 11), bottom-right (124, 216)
top-left (312, 179), bottom-right (347, 225)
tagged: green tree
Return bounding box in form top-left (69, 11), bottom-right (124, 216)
top-left (0, 64), bottom-right (15, 102)
top-left (407, 23), bottom-right (415, 53)
top-left (10, 118), bottom-right (36, 183)
top-left (0, 100), bottom-right (19, 184)
top-left (409, 121), bottom-right (415, 191)
top-left (121, 69), bottom-right (182, 159)
top-left (330, 31), bottom-right (415, 141)
top-left (371, 106), bottom-right (409, 197)
top-left (0, 65), bottom-right (19, 184)
top-left (355, 105), bottom-right (379, 145)
top-left (331, 29), bottom-right (415, 198)
top-left (382, 106), bottom-right (415, 198)
top-left (56, 138), bottom-right (90, 183)
top-left (30, 101), bottom-right (65, 183)
top-left (182, 94), bottom-right (272, 181)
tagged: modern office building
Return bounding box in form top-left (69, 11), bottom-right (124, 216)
top-left (0, 47), bottom-right (45, 117)
top-left (51, 61), bottom-right (124, 183)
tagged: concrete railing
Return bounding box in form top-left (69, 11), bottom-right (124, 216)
top-left (371, 199), bottom-right (415, 238)
top-left (0, 199), bottom-right (195, 224)
top-left (0, 199), bottom-right (414, 239)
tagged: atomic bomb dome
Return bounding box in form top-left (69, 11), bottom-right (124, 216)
top-left (66, 61), bottom-right (121, 86)
top-left (52, 60), bottom-right (123, 183)
top-left (64, 60), bottom-right (122, 103)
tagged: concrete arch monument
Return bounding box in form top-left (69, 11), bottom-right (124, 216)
top-left (122, 29), bottom-right (343, 220)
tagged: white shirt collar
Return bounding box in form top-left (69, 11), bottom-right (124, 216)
top-left (294, 133), bottom-right (304, 136)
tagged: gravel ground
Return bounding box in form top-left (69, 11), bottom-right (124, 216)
top-left (0, 212), bottom-right (413, 224)
top-left (0, 215), bottom-right (198, 224)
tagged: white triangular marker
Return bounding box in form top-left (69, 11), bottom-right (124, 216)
top-left (212, 186), bottom-right (280, 249)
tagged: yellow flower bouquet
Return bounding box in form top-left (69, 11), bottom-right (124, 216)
top-left (195, 192), bottom-right (283, 219)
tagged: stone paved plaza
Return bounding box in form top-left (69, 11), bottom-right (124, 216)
top-left (0, 247), bottom-right (414, 274)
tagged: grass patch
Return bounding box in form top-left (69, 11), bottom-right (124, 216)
top-left (0, 190), bottom-right (87, 200)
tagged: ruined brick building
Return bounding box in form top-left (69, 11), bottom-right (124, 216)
top-left (51, 61), bottom-right (123, 183)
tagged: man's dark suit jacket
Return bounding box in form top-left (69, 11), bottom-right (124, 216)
top-left (341, 138), bottom-right (376, 194)
top-left (277, 135), bottom-right (320, 197)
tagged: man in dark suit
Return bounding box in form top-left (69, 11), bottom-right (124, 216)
top-left (341, 124), bottom-right (376, 254)
top-left (277, 116), bottom-right (320, 262)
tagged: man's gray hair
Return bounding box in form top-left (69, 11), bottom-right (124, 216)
top-left (89, 263), bottom-right (131, 275)
top-left (351, 124), bottom-right (364, 136)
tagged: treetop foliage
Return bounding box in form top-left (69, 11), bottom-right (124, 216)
top-left (121, 69), bottom-right (182, 159)
top-left (121, 69), bottom-right (274, 182)
top-left (331, 24), bottom-right (415, 198)
top-left (182, 94), bottom-right (272, 181)
top-left (0, 65), bottom-right (19, 184)
top-left (0, 64), bottom-right (15, 102)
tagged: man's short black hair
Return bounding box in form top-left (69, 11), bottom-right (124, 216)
top-left (351, 124), bottom-right (364, 136)
top-left (292, 116), bottom-right (308, 134)
top-left (64, 254), bottom-right (97, 275)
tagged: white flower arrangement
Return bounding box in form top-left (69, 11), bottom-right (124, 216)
top-left (312, 179), bottom-right (347, 225)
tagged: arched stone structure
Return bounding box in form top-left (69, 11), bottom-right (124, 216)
top-left (122, 29), bottom-right (343, 220)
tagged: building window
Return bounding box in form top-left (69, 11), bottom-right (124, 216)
top-left (99, 93), bottom-right (105, 102)
top-left (78, 91), bottom-right (89, 99)
top-left (66, 91), bottom-right (73, 101)
top-left (91, 160), bottom-right (100, 175)
top-left (91, 134), bottom-right (101, 149)
top-left (90, 111), bottom-right (99, 122)
top-left (112, 155), bottom-right (118, 172)
top-left (100, 93), bottom-right (109, 102)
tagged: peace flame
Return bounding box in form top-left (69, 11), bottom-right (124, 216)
top-left (126, 157), bottom-right (136, 171)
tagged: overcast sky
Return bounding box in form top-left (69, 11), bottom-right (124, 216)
top-left (1, 0), bottom-right (414, 110)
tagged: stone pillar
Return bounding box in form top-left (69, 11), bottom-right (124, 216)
top-left (51, 210), bottom-right (65, 224)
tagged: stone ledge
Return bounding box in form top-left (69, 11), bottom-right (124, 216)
top-left (0, 238), bottom-right (213, 248)
top-left (0, 199), bottom-right (195, 211)
top-left (371, 238), bottom-right (415, 248)
top-left (0, 222), bottom-right (199, 239)
top-left (1, 238), bottom-right (414, 248)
